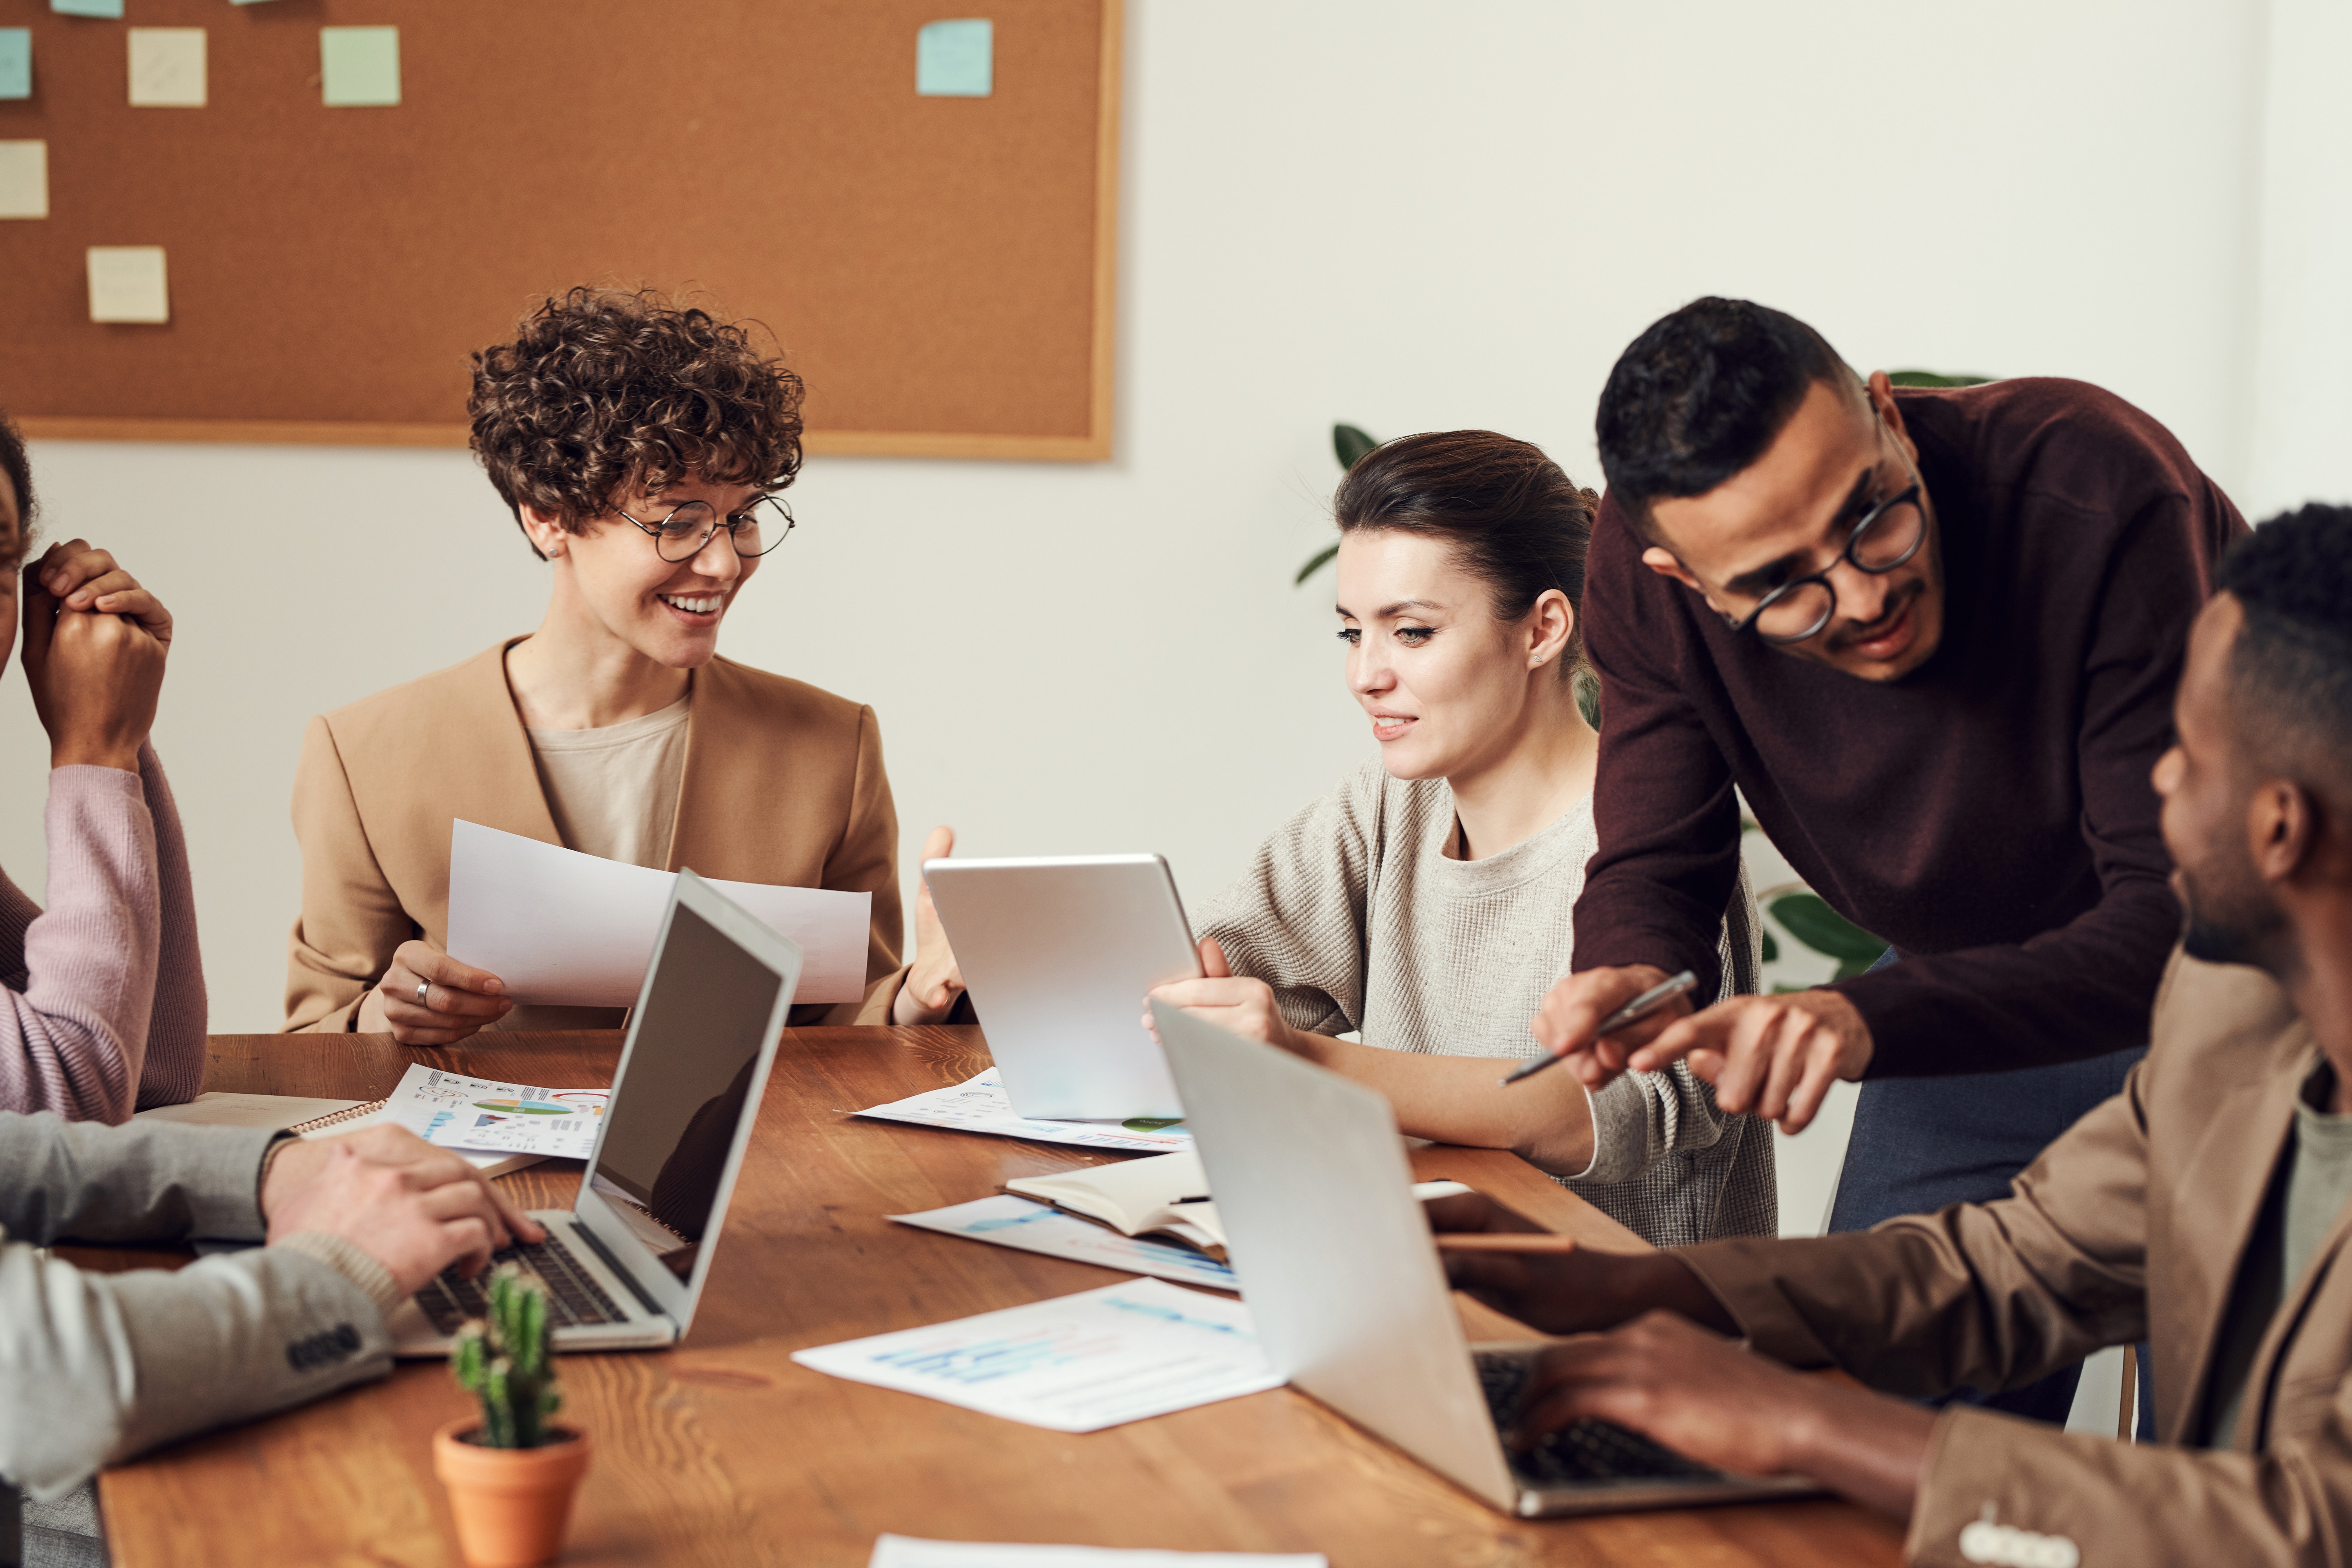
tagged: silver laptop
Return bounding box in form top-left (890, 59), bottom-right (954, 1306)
top-left (387, 869), bottom-right (801, 1355)
top-left (1150, 998), bottom-right (1824, 1517)
top-left (922, 853), bottom-right (1200, 1120)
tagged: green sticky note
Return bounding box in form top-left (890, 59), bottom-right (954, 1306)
top-left (320, 26), bottom-right (400, 107)
top-left (917, 19), bottom-right (992, 97)
top-left (0, 32), bottom-right (29, 101)
top-left (52, 0), bottom-right (124, 18)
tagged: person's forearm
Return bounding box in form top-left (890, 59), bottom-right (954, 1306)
top-left (1779, 1379), bottom-right (1935, 1517)
top-left (134, 746), bottom-right (206, 1109)
top-left (1298, 1036), bottom-right (1596, 1176)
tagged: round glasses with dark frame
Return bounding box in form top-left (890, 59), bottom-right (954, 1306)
top-left (613, 495), bottom-right (796, 563)
top-left (1726, 481), bottom-right (1928, 646)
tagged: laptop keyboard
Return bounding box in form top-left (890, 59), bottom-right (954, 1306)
top-left (414, 1234), bottom-right (627, 1336)
top-left (1474, 1350), bottom-right (1720, 1485)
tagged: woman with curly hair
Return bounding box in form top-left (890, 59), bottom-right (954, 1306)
top-left (282, 289), bottom-right (964, 1039)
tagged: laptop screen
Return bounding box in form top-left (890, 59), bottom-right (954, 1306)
top-left (586, 900), bottom-right (784, 1281)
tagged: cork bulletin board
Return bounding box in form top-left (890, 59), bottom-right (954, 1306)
top-left (0, 0), bottom-right (1121, 460)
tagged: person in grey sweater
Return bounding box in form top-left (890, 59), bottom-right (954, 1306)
top-left (1, 1112), bottom-right (539, 1563)
top-left (1151, 431), bottom-right (1771, 1247)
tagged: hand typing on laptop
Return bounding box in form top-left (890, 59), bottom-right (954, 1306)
top-left (1430, 1191), bottom-right (1932, 1517)
top-left (263, 1124), bottom-right (544, 1292)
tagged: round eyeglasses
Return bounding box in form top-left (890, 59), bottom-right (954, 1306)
top-left (1726, 481), bottom-right (1928, 646)
top-left (613, 494), bottom-right (796, 563)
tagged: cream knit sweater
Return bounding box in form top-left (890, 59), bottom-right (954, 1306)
top-left (1192, 758), bottom-right (1774, 1246)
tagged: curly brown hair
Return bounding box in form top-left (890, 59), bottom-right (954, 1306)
top-left (468, 288), bottom-right (804, 554)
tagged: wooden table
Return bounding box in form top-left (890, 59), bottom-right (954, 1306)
top-left (96, 1027), bottom-right (1903, 1566)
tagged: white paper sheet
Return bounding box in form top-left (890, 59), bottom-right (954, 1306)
top-left (871, 1539), bottom-right (1325, 1568)
top-left (369, 1062), bottom-right (608, 1161)
top-left (855, 1069), bottom-right (1192, 1153)
top-left (445, 819), bottom-right (870, 1006)
top-left (891, 1196), bottom-right (1239, 1292)
top-left (791, 1278), bottom-right (1279, 1432)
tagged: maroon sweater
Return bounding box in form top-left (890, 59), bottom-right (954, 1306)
top-left (1573, 379), bottom-right (2245, 1076)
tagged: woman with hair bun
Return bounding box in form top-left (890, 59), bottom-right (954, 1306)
top-left (283, 289), bottom-right (965, 1039)
top-left (1151, 430), bottom-right (1771, 1245)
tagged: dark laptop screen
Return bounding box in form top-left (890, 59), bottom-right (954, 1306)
top-left (588, 902), bottom-right (781, 1278)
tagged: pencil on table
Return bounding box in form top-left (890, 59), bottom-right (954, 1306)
top-left (1431, 1233), bottom-right (1582, 1254)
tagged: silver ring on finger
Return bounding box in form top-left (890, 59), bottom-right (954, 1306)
top-left (416, 980), bottom-right (431, 1010)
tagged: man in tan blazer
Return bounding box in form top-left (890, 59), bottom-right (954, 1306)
top-left (285, 288), bottom-right (964, 1038)
top-left (1434, 503), bottom-right (2352, 1564)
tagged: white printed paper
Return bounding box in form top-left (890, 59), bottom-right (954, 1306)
top-left (891, 1196), bottom-right (1238, 1292)
top-left (871, 1537), bottom-right (1325, 1568)
top-left (855, 1069), bottom-right (1192, 1153)
top-left (374, 1062), bottom-right (608, 1160)
top-left (446, 819), bottom-right (870, 1006)
top-left (792, 1278), bottom-right (1278, 1432)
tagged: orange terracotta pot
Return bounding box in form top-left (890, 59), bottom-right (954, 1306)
top-left (432, 1419), bottom-right (593, 1568)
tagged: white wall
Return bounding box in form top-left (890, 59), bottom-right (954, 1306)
top-left (0, 0), bottom-right (2281, 1089)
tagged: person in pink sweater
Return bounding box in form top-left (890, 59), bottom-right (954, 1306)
top-left (0, 413), bottom-right (203, 1121)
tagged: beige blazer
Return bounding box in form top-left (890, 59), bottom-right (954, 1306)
top-left (284, 641), bottom-right (906, 1033)
top-left (1682, 952), bottom-right (2352, 1566)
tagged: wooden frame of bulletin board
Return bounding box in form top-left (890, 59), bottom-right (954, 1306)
top-left (2, 1), bottom-right (1121, 461)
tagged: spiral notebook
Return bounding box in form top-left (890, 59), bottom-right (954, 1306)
top-left (136, 1091), bottom-right (545, 1176)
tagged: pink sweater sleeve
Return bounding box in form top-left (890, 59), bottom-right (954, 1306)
top-left (0, 763), bottom-right (167, 1122)
top-left (134, 746), bottom-right (207, 1107)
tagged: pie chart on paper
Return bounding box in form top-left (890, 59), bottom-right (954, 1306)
top-left (470, 1099), bottom-right (570, 1115)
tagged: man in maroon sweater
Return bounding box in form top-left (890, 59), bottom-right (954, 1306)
top-left (1533, 298), bottom-right (2243, 1422)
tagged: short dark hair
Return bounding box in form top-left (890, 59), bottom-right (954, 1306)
top-left (1333, 429), bottom-right (1599, 665)
top-left (1594, 297), bottom-right (1859, 531)
top-left (0, 407), bottom-right (36, 537)
top-left (468, 288), bottom-right (805, 556)
top-left (2218, 504), bottom-right (2352, 806)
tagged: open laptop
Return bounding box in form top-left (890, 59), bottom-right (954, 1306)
top-left (386, 869), bottom-right (801, 1355)
top-left (1149, 998), bottom-right (1824, 1517)
top-left (922, 854), bottom-right (1200, 1120)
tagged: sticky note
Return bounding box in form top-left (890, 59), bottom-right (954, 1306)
top-left (87, 247), bottom-right (170, 324)
top-left (51, 0), bottom-right (124, 18)
top-left (0, 142), bottom-right (47, 220)
top-left (128, 29), bottom-right (206, 107)
top-left (917, 19), bottom-right (992, 97)
top-left (320, 26), bottom-right (400, 107)
top-left (0, 31), bottom-right (30, 101)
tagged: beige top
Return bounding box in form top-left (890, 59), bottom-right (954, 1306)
top-left (1192, 757), bottom-right (1773, 1247)
top-left (526, 696), bottom-right (692, 870)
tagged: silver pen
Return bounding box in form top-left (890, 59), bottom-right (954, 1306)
top-left (1499, 969), bottom-right (1699, 1087)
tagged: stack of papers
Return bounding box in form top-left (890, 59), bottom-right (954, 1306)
top-left (792, 1278), bottom-right (1278, 1432)
top-left (871, 1540), bottom-right (1325, 1568)
top-left (332, 1063), bottom-right (609, 1163)
top-left (891, 1196), bottom-right (1239, 1292)
top-left (856, 1069), bottom-right (1192, 1154)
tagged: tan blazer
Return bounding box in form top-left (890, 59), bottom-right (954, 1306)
top-left (284, 641), bottom-right (906, 1033)
top-left (1682, 952), bottom-right (2352, 1566)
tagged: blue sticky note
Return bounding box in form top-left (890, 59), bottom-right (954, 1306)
top-left (0, 32), bottom-right (29, 100)
top-left (917, 19), bottom-right (992, 97)
top-left (51, 0), bottom-right (124, 18)
top-left (320, 25), bottom-right (400, 107)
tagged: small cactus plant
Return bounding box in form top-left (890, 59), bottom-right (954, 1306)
top-left (450, 1265), bottom-right (564, 1449)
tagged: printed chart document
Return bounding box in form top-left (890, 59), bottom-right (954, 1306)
top-left (855, 1069), bottom-right (1192, 1154)
top-left (871, 1538), bottom-right (1325, 1568)
top-left (792, 1278), bottom-right (1278, 1432)
top-left (320, 1063), bottom-right (609, 1163)
top-left (891, 1196), bottom-right (1239, 1292)
top-left (446, 819), bottom-right (869, 1007)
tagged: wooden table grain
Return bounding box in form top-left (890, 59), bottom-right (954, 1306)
top-left (96, 1027), bottom-right (1903, 1567)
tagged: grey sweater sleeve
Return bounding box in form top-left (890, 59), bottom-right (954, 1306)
top-left (1191, 765), bottom-right (1385, 1038)
top-left (1574, 858), bottom-right (1766, 1188)
top-left (0, 1114), bottom-right (393, 1500)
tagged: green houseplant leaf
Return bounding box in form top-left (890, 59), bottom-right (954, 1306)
top-left (1764, 892), bottom-right (1888, 981)
top-left (1298, 424), bottom-right (1383, 586)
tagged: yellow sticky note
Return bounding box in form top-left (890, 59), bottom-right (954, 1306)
top-left (129, 29), bottom-right (207, 108)
top-left (0, 140), bottom-right (47, 220)
top-left (88, 247), bottom-right (170, 324)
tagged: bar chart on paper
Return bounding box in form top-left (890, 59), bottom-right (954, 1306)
top-left (791, 1279), bottom-right (1280, 1431)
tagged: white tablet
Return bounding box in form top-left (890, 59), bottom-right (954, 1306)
top-left (920, 853), bottom-right (1201, 1120)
